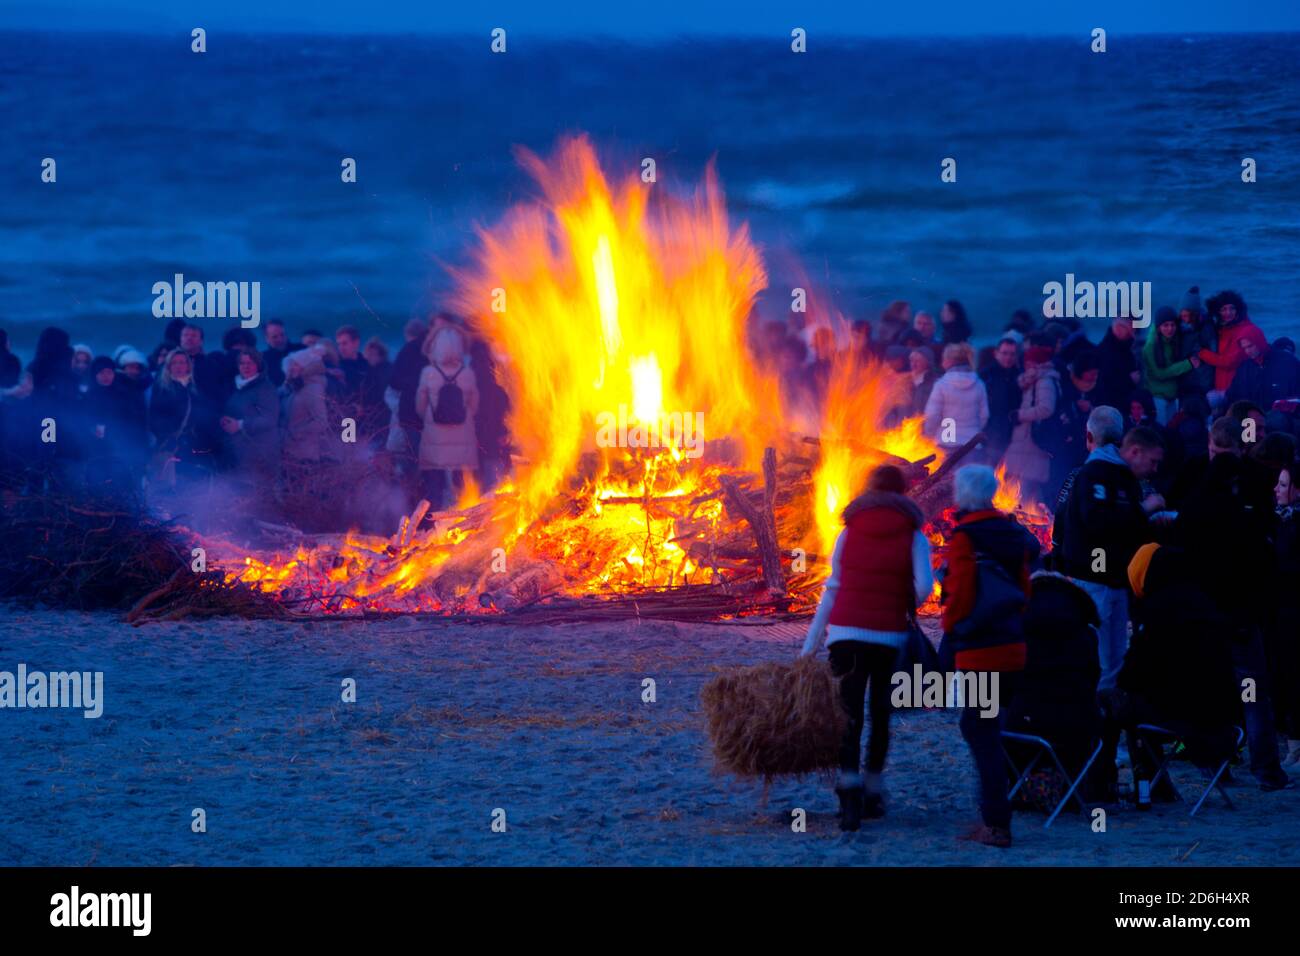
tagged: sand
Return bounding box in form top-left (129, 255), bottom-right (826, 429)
top-left (1, 610), bottom-right (1296, 866)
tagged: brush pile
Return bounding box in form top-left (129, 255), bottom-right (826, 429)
top-left (700, 655), bottom-right (846, 780)
top-left (0, 481), bottom-right (283, 622)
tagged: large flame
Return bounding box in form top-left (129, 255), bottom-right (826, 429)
top-left (809, 346), bottom-right (932, 559)
top-left (220, 136), bottom-right (1041, 614)
top-left (451, 136), bottom-right (782, 530)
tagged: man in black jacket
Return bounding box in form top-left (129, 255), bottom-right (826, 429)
top-left (1094, 316), bottom-right (1141, 411)
top-left (979, 335), bottom-right (1022, 465)
top-left (1170, 416), bottom-right (1291, 790)
top-left (261, 320), bottom-right (302, 388)
top-left (1054, 409), bottom-right (1163, 690)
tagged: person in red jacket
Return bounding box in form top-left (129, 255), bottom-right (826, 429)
top-left (802, 464), bottom-right (935, 831)
top-left (941, 464), bottom-right (1040, 847)
top-left (1198, 290), bottom-right (1262, 402)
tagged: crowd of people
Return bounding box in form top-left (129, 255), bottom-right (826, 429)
top-left (801, 287), bottom-right (1300, 845)
top-left (0, 316), bottom-right (511, 515)
top-left (5, 285), bottom-right (1299, 848)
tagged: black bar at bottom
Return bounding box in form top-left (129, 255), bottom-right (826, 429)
top-left (0, 866), bottom-right (1283, 940)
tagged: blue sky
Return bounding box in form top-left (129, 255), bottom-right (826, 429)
top-left (2, 0), bottom-right (1298, 35)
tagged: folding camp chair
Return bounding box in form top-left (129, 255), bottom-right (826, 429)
top-left (1134, 724), bottom-right (1244, 816)
top-left (1001, 731), bottom-right (1104, 828)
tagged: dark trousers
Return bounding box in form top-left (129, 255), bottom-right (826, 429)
top-left (959, 670), bottom-right (1018, 829)
top-left (1232, 626), bottom-right (1283, 780)
top-left (828, 640), bottom-right (898, 776)
top-left (1264, 613), bottom-right (1300, 739)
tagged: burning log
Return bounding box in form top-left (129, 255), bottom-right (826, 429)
top-left (909, 431), bottom-right (986, 496)
top-left (719, 447), bottom-right (786, 596)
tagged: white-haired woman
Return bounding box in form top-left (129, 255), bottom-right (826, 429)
top-left (941, 464), bottom-right (1039, 848)
top-left (415, 324), bottom-right (479, 509)
top-left (923, 342), bottom-right (989, 452)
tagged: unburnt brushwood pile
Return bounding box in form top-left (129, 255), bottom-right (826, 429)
top-left (0, 480), bottom-right (283, 623)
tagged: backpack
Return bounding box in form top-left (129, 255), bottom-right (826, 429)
top-left (946, 556), bottom-right (1028, 649)
top-left (432, 366), bottom-right (467, 425)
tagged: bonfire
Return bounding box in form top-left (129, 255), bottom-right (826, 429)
top-left (207, 136), bottom-right (1051, 621)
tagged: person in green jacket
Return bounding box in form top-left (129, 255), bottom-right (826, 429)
top-left (1142, 306), bottom-right (1202, 424)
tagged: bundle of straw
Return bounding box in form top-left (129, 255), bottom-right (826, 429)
top-left (700, 656), bottom-right (846, 780)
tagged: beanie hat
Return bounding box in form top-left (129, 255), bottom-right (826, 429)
top-left (1024, 344), bottom-right (1054, 366)
top-left (118, 348), bottom-right (148, 367)
top-left (1154, 306), bottom-right (1177, 327)
top-left (1179, 286), bottom-right (1202, 315)
top-left (1127, 542), bottom-right (1161, 599)
top-left (73, 342), bottom-right (93, 358)
top-left (90, 356), bottom-right (116, 375)
top-left (998, 329), bottom-right (1025, 347)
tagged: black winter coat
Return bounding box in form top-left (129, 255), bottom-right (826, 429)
top-left (1120, 564), bottom-right (1239, 735)
top-left (1094, 329), bottom-right (1140, 411)
top-left (1225, 349), bottom-right (1300, 410)
top-left (1005, 572), bottom-right (1102, 753)
top-left (222, 375), bottom-right (281, 480)
top-left (1055, 454), bottom-right (1150, 588)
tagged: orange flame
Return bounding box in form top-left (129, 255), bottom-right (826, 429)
top-left (221, 137), bottom-right (1037, 613)
top-left (451, 136), bottom-right (782, 530)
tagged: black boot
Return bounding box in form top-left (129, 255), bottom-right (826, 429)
top-left (836, 785), bottom-right (865, 832)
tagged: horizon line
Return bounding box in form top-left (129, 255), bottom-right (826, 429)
top-left (2, 24), bottom-right (1298, 40)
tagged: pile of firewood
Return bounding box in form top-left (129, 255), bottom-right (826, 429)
top-left (224, 432), bottom-right (985, 619)
top-left (0, 481), bottom-right (282, 621)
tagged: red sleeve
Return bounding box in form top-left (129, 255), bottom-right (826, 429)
top-left (942, 530), bottom-right (976, 633)
top-left (1200, 328), bottom-right (1244, 368)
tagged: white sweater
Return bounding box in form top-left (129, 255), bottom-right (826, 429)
top-left (800, 529), bottom-right (935, 656)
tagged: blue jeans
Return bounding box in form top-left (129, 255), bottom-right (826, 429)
top-left (1153, 396), bottom-right (1177, 425)
top-left (1074, 580), bottom-right (1129, 691)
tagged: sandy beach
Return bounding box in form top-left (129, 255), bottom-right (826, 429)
top-left (1, 610), bottom-right (1296, 867)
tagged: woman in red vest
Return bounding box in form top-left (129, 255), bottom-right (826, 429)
top-left (802, 464), bottom-right (935, 831)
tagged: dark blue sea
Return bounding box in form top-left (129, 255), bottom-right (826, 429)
top-left (2, 30), bottom-right (1299, 354)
